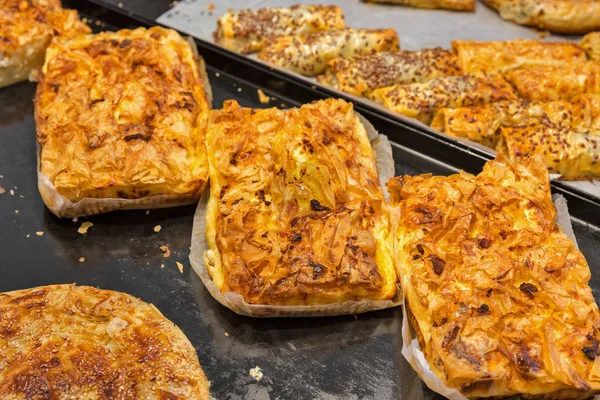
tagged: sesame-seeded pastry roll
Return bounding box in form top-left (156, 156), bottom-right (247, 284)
top-left (0, 0), bottom-right (90, 88)
top-left (580, 32), bottom-right (600, 61)
top-left (431, 95), bottom-right (600, 148)
top-left (362, 0), bottom-right (474, 10)
top-left (201, 99), bottom-right (397, 311)
top-left (500, 125), bottom-right (600, 179)
top-left (452, 39), bottom-right (587, 74)
top-left (258, 28), bottom-right (399, 77)
top-left (0, 284), bottom-right (210, 399)
top-left (503, 62), bottom-right (600, 102)
top-left (484, 0), bottom-right (600, 34)
top-left (368, 72), bottom-right (517, 124)
top-left (35, 27), bottom-right (212, 217)
top-left (388, 154), bottom-right (600, 399)
top-left (317, 48), bottom-right (461, 97)
top-left (213, 5), bottom-right (345, 54)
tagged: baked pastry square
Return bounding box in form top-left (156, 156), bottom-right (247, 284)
top-left (0, 0), bottom-right (90, 88)
top-left (35, 27), bottom-right (211, 217)
top-left (0, 284), bottom-right (209, 399)
top-left (203, 99), bottom-right (397, 306)
top-left (389, 155), bottom-right (600, 399)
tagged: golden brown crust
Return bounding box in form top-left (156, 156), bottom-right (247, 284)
top-left (503, 63), bottom-right (600, 102)
top-left (431, 95), bottom-right (600, 149)
top-left (484, 0), bottom-right (600, 34)
top-left (258, 28), bottom-right (400, 76)
top-left (581, 32), bottom-right (600, 61)
top-left (213, 5), bottom-right (345, 54)
top-left (368, 72), bottom-right (517, 124)
top-left (204, 99), bottom-right (397, 306)
top-left (452, 39), bottom-right (587, 74)
top-left (317, 48), bottom-right (460, 97)
top-left (365, 0), bottom-right (475, 11)
top-left (0, 284), bottom-right (209, 399)
top-left (34, 27), bottom-right (210, 205)
top-left (389, 155), bottom-right (600, 398)
top-left (0, 0), bottom-right (90, 87)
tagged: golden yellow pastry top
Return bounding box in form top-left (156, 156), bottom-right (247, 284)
top-left (35, 27), bottom-right (211, 202)
top-left (389, 155), bottom-right (600, 398)
top-left (204, 99), bottom-right (397, 305)
top-left (0, 284), bottom-right (209, 399)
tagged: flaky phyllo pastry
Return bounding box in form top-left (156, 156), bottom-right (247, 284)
top-left (0, 0), bottom-right (90, 88)
top-left (389, 155), bottom-right (600, 399)
top-left (35, 27), bottom-right (211, 217)
top-left (202, 99), bottom-right (397, 310)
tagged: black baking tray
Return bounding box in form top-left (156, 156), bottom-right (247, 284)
top-left (0, 3), bottom-right (599, 400)
top-left (66, 0), bottom-right (600, 228)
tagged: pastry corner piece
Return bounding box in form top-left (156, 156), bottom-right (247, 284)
top-left (35, 26), bottom-right (211, 217)
top-left (0, 284), bottom-right (210, 399)
top-left (204, 98), bottom-right (397, 308)
top-left (0, 0), bottom-right (90, 88)
top-left (364, 0), bottom-right (474, 11)
top-left (388, 154), bottom-right (600, 399)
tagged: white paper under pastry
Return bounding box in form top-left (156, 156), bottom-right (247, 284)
top-left (399, 194), bottom-right (579, 398)
top-left (189, 111), bottom-right (400, 317)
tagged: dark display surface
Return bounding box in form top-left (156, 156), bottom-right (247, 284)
top-left (1, 3), bottom-right (599, 399)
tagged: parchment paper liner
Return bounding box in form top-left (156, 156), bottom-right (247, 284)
top-left (36, 37), bottom-right (212, 218)
top-left (398, 193), bottom-right (579, 399)
top-left (189, 111), bottom-right (402, 317)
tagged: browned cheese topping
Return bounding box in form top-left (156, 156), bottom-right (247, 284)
top-left (389, 155), bottom-right (600, 398)
top-left (369, 72), bottom-right (517, 124)
top-left (258, 28), bottom-right (400, 77)
top-left (0, 284), bottom-right (210, 399)
top-left (213, 5), bottom-right (345, 54)
top-left (317, 48), bottom-right (461, 97)
top-left (34, 27), bottom-right (211, 203)
top-left (204, 99), bottom-right (397, 305)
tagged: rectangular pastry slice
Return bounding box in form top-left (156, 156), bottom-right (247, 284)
top-left (213, 5), bottom-right (345, 54)
top-left (452, 39), bottom-right (587, 74)
top-left (500, 125), bottom-right (600, 179)
top-left (580, 32), bottom-right (600, 61)
top-left (503, 63), bottom-right (600, 102)
top-left (317, 48), bottom-right (460, 97)
top-left (389, 154), bottom-right (600, 399)
top-left (35, 27), bottom-right (211, 217)
top-left (368, 72), bottom-right (517, 124)
top-left (204, 99), bottom-right (397, 306)
top-left (431, 95), bottom-right (600, 148)
top-left (0, 0), bottom-right (90, 88)
top-left (362, 0), bottom-right (474, 11)
top-left (258, 28), bottom-right (399, 76)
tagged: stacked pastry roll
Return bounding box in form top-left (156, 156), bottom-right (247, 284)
top-left (214, 4), bottom-right (400, 76)
top-left (314, 36), bottom-right (600, 181)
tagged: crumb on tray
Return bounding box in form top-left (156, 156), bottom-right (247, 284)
top-left (0, 185), bottom-right (5, 194)
top-left (10, 189), bottom-right (14, 195)
top-left (36, 231), bottom-right (44, 236)
top-left (160, 245), bottom-right (171, 257)
top-left (154, 225), bottom-right (162, 233)
top-left (207, 3), bottom-right (215, 11)
top-left (78, 221), bottom-right (93, 234)
top-left (257, 89), bottom-right (270, 104)
top-left (249, 366), bottom-right (263, 381)
top-left (79, 257), bottom-right (85, 263)
top-left (176, 261), bottom-right (184, 274)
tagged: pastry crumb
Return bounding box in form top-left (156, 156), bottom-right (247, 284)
top-left (176, 261), bottom-right (184, 273)
top-left (36, 231), bottom-right (44, 236)
top-left (78, 221), bottom-right (93, 234)
top-left (117, 2), bottom-right (123, 7)
top-left (14, 210), bottom-right (19, 214)
top-left (78, 257), bottom-right (85, 263)
top-left (19, 194), bottom-right (24, 198)
top-left (280, 103), bottom-right (286, 108)
top-left (257, 89), bottom-right (270, 104)
top-left (224, 332), bottom-right (229, 337)
top-left (145, 210), bottom-right (150, 215)
top-left (237, 87), bottom-right (242, 92)
top-left (10, 189), bottom-right (14, 195)
top-left (249, 366), bottom-right (263, 381)
top-left (0, 185), bottom-right (4, 194)
top-left (26, 234), bottom-right (30, 238)
top-left (207, 3), bottom-right (215, 11)
top-left (160, 245), bottom-right (171, 257)
top-left (215, 72), bottom-right (221, 77)
top-left (154, 225), bottom-right (162, 233)
top-left (160, 264), bottom-right (165, 269)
